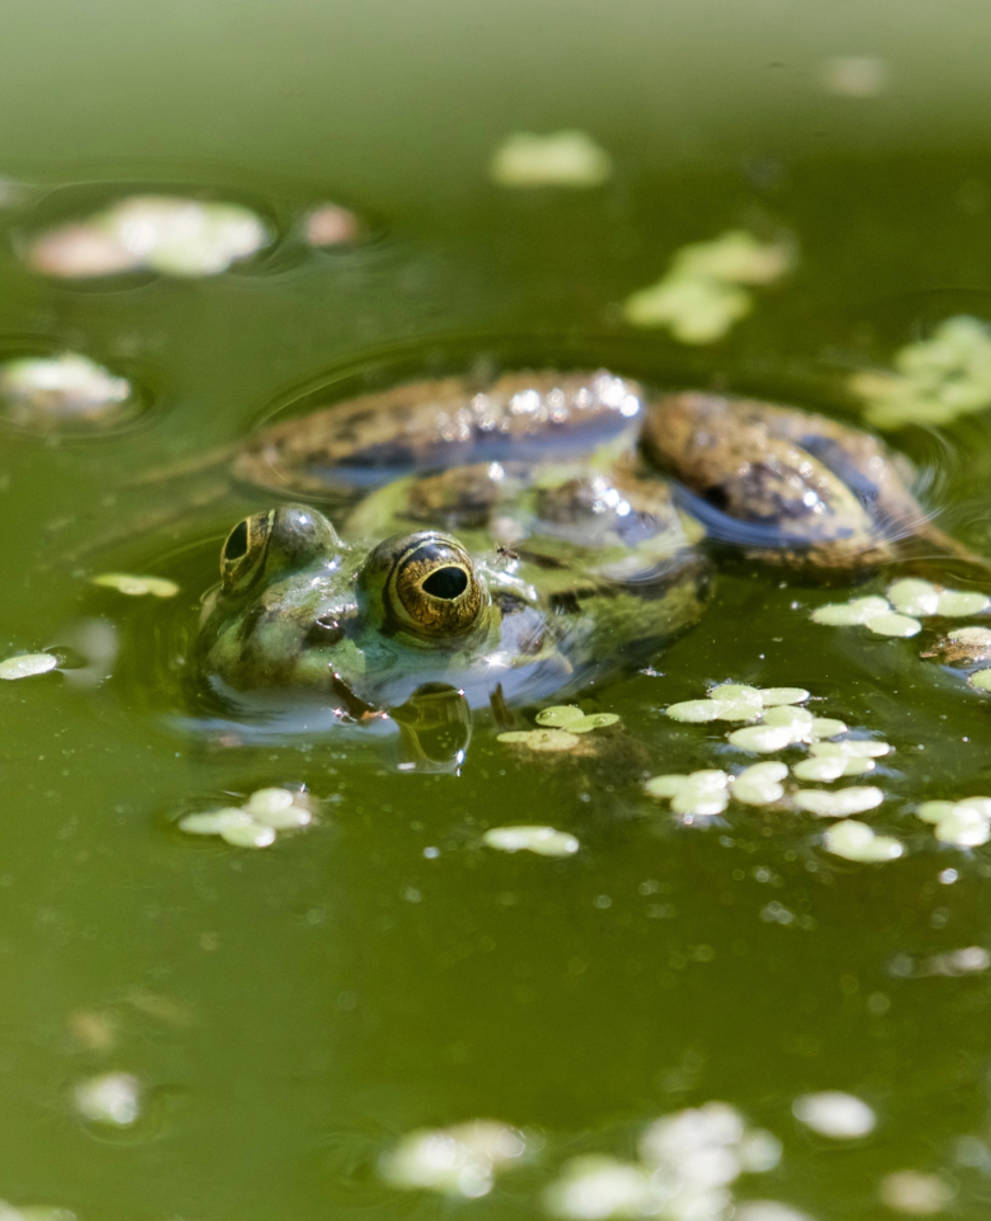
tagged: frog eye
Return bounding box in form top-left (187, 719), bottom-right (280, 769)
top-left (387, 534), bottom-right (485, 638)
top-left (219, 510), bottom-right (274, 592)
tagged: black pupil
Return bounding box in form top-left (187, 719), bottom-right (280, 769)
top-left (422, 566), bottom-right (468, 600)
top-left (224, 520), bottom-right (249, 561)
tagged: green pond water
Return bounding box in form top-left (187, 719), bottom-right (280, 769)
top-left (3, 1), bottom-right (991, 1217)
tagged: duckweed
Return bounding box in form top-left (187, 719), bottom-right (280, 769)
top-left (792, 1091), bottom-right (877, 1139)
top-left (497, 728), bottom-right (581, 752)
top-left (26, 194), bottom-right (271, 279)
top-left (0, 1203), bottom-right (77, 1221)
top-left (622, 230), bottom-right (794, 344)
top-left (535, 705), bottom-right (620, 733)
top-left (879, 1170), bottom-right (954, 1216)
top-left (177, 787), bottom-right (313, 848)
top-left (544, 1102), bottom-right (783, 1220)
top-left (92, 573), bottom-right (179, 598)
top-left (917, 797), bottom-right (991, 847)
top-left (850, 315), bottom-right (991, 429)
top-left (666, 682), bottom-right (807, 725)
top-left (793, 786), bottom-right (885, 818)
top-left (888, 578), bottom-right (990, 618)
top-left (73, 1070), bottom-right (142, 1127)
top-left (379, 1119), bottom-right (528, 1197)
top-left (482, 826), bottom-right (580, 857)
top-left (0, 353), bottom-right (135, 430)
top-left (0, 652), bottom-right (57, 680)
top-left (822, 820), bottom-right (904, 863)
top-left (488, 130), bottom-right (612, 188)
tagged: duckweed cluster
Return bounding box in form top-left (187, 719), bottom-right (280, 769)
top-left (379, 1119), bottom-right (529, 1198)
top-left (482, 826), bottom-right (581, 857)
top-left (0, 352), bottom-right (136, 430)
top-left (648, 681), bottom-right (905, 863)
top-left (916, 797), bottom-right (991, 847)
top-left (488, 130), bottom-right (613, 188)
top-left (498, 704), bottom-right (620, 753)
top-left (26, 194), bottom-right (271, 279)
top-left (177, 786), bottom-right (313, 849)
top-left (622, 229), bottom-right (795, 344)
top-left (544, 1103), bottom-right (786, 1220)
top-left (850, 315), bottom-right (991, 429)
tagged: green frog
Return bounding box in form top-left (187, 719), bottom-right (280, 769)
top-left (196, 369), bottom-right (980, 725)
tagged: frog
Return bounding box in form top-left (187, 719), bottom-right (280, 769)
top-left (195, 369), bottom-right (987, 726)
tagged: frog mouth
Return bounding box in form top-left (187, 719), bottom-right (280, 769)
top-left (329, 669), bottom-right (387, 721)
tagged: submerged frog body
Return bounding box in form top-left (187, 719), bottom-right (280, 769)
top-left (197, 370), bottom-right (976, 720)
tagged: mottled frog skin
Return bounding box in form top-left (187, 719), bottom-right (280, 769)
top-left (197, 370), bottom-right (964, 719)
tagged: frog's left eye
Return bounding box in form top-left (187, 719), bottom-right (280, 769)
top-left (385, 534), bottom-right (485, 639)
top-left (219, 510), bottom-right (274, 592)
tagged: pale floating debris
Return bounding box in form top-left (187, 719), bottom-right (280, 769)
top-left (623, 230), bottom-right (794, 344)
top-left (925, 625), bottom-right (991, 665)
top-left (0, 652), bottom-right (57, 680)
top-left (888, 577), bottom-right (989, 618)
top-left (0, 352), bottom-right (135, 429)
top-left (27, 193), bottom-right (270, 279)
top-left (380, 1119), bottom-right (527, 1197)
top-left (795, 785), bottom-right (884, 817)
top-left (822, 819), bottom-right (903, 863)
top-left (177, 807), bottom-right (252, 836)
top-left (489, 130), bottom-right (612, 189)
top-left (810, 595), bottom-right (890, 626)
top-left (792, 754), bottom-right (874, 782)
top-left (727, 725), bottom-right (796, 753)
top-left (482, 825), bottom-right (580, 857)
top-left (851, 315), bottom-right (991, 429)
top-left (732, 761), bottom-right (789, 805)
top-left (792, 1091), bottom-right (876, 1139)
top-left (644, 769), bottom-right (731, 817)
top-left (497, 727), bottom-right (581, 752)
top-left (879, 1170), bottom-right (954, 1216)
top-left (220, 822), bottom-right (276, 849)
top-left (301, 202), bottom-right (364, 247)
top-left (92, 572), bottom-right (179, 598)
top-left (734, 1203), bottom-right (816, 1221)
top-left (543, 1155), bottom-right (655, 1219)
top-left (969, 667), bottom-right (991, 693)
top-left (73, 1070), bottom-right (142, 1127)
top-left (536, 704), bottom-right (620, 733)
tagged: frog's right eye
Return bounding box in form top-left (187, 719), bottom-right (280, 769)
top-left (219, 510), bottom-right (274, 592)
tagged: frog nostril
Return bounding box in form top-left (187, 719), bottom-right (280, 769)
top-left (306, 615), bottom-right (344, 646)
top-left (422, 566), bottom-right (469, 600)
